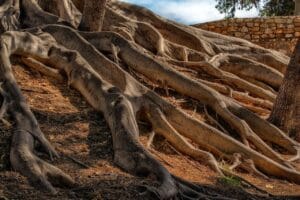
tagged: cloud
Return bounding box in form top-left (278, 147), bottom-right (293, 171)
top-left (120, 0), bottom-right (259, 25)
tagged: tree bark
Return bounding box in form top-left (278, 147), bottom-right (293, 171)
top-left (295, 0), bottom-right (300, 15)
top-left (79, 0), bottom-right (107, 31)
top-left (269, 39), bottom-right (300, 141)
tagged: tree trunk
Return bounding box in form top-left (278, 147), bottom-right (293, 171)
top-left (79, 0), bottom-right (107, 31)
top-left (295, 0), bottom-right (300, 15)
top-left (269, 39), bottom-right (300, 141)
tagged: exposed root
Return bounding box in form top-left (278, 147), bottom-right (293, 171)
top-left (242, 159), bottom-right (270, 180)
top-left (0, 0), bottom-right (20, 32)
top-left (166, 59), bottom-right (277, 102)
top-left (0, 36), bottom-right (73, 193)
top-left (146, 131), bottom-right (156, 148)
top-left (146, 103), bottom-right (224, 176)
top-left (0, 0), bottom-right (299, 199)
top-left (228, 153), bottom-right (242, 171)
top-left (80, 30), bottom-right (298, 156)
top-left (0, 84), bottom-right (9, 119)
top-left (41, 24), bottom-right (300, 184)
top-left (64, 154), bottom-right (90, 169)
top-left (198, 79), bottom-right (273, 110)
top-left (204, 105), bottom-right (229, 135)
top-left (11, 130), bottom-right (74, 194)
top-left (289, 147), bottom-right (300, 162)
top-left (21, 57), bottom-right (64, 81)
top-left (110, 0), bottom-right (289, 72)
top-left (209, 53), bottom-right (283, 89)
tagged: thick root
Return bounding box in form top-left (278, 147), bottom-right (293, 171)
top-left (35, 25), bottom-right (300, 184)
top-left (0, 36), bottom-right (73, 193)
top-left (209, 53), bottom-right (283, 89)
top-left (0, 0), bottom-right (20, 32)
top-left (166, 59), bottom-right (277, 102)
top-left (109, 0), bottom-right (289, 73)
top-left (10, 130), bottom-right (74, 194)
top-left (146, 103), bottom-right (224, 176)
top-left (1, 1), bottom-right (299, 198)
top-left (81, 30), bottom-right (299, 155)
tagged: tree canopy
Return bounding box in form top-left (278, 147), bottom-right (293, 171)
top-left (215, 0), bottom-right (294, 18)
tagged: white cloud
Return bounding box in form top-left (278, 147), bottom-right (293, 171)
top-left (120, 0), bottom-right (259, 24)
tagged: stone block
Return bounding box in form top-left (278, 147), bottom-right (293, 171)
top-left (227, 27), bottom-right (237, 32)
top-left (295, 32), bottom-right (300, 37)
top-left (251, 27), bottom-right (260, 31)
top-left (260, 23), bottom-right (268, 28)
top-left (246, 22), bottom-right (253, 27)
top-left (264, 28), bottom-right (273, 34)
top-left (268, 34), bottom-right (275, 38)
top-left (277, 23), bottom-right (285, 28)
top-left (241, 26), bottom-right (248, 32)
top-left (274, 18), bottom-right (286, 23)
top-left (266, 18), bottom-right (275, 23)
top-left (234, 32), bottom-right (243, 37)
top-left (294, 17), bottom-right (300, 23)
top-left (244, 34), bottom-right (251, 39)
top-left (284, 29), bottom-right (294, 33)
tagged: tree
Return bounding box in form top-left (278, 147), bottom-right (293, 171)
top-left (295, 0), bottom-right (300, 15)
top-left (215, 0), bottom-right (294, 17)
top-left (269, 39), bottom-right (300, 142)
top-left (1, 0), bottom-right (300, 199)
top-left (215, 0), bottom-right (260, 18)
top-left (79, 0), bottom-right (107, 31)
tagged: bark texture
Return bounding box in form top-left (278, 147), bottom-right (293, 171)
top-left (0, 0), bottom-right (299, 199)
top-left (269, 39), bottom-right (300, 142)
top-left (295, 0), bottom-right (300, 15)
top-left (79, 0), bottom-right (107, 31)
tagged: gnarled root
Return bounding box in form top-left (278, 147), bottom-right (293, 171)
top-left (0, 37), bottom-right (73, 193)
top-left (1, 0), bottom-right (300, 198)
top-left (35, 25), bottom-right (300, 184)
top-left (10, 130), bottom-right (74, 194)
top-left (146, 103), bottom-right (224, 176)
top-left (81, 30), bottom-right (299, 157)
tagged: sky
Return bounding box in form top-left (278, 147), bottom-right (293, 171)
top-left (120, 0), bottom-right (259, 25)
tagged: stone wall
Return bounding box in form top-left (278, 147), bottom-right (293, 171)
top-left (195, 16), bottom-right (300, 55)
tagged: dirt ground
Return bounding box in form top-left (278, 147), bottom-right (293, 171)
top-left (0, 65), bottom-right (300, 200)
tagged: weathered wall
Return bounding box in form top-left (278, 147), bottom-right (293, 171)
top-left (195, 16), bottom-right (300, 55)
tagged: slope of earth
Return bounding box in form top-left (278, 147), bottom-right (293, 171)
top-left (0, 63), bottom-right (299, 200)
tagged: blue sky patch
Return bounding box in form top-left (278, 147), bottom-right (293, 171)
top-left (120, 0), bottom-right (259, 25)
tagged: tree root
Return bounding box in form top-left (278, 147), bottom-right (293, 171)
top-left (0, 0), bottom-right (20, 32)
top-left (80, 30), bottom-right (298, 156)
top-left (0, 37), bottom-right (74, 193)
top-left (110, 0), bottom-right (289, 73)
top-left (146, 103), bottom-right (224, 176)
top-left (39, 25), bottom-right (300, 184)
top-left (166, 59), bottom-right (277, 102)
top-left (0, 0), bottom-right (299, 199)
top-left (197, 79), bottom-right (273, 110)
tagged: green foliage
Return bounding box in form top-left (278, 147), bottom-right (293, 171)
top-left (215, 0), bottom-right (295, 18)
top-left (215, 0), bottom-right (260, 18)
top-left (259, 0), bottom-right (294, 16)
top-left (218, 176), bottom-right (242, 187)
